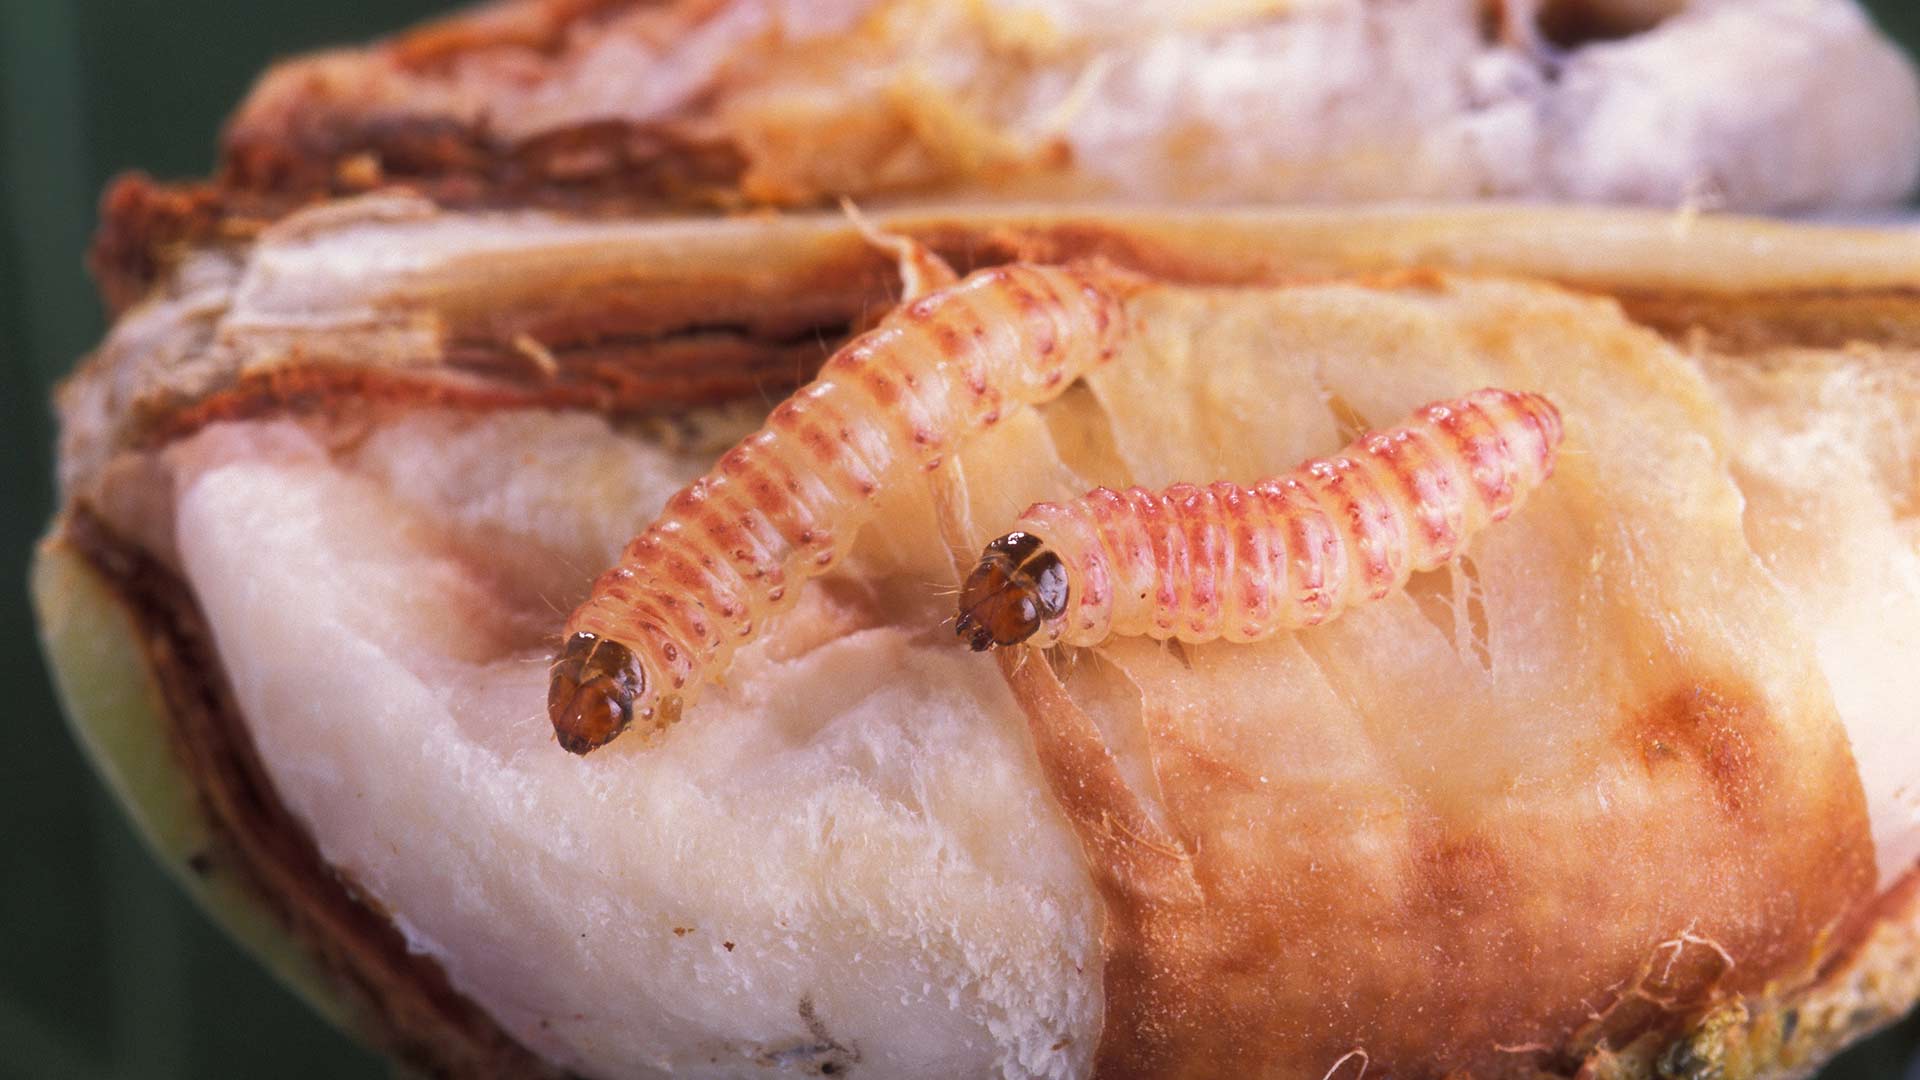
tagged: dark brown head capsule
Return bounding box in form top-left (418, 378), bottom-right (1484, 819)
top-left (955, 531), bottom-right (1069, 650)
top-left (548, 633), bottom-right (645, 754)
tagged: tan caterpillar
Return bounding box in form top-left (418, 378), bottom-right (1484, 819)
top-left (549, 261), bottom-right (1133, 754)
top-left (954, 389), bottom-right (1564, 650)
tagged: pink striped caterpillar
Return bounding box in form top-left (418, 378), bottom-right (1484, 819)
top-left (954, 389), bottom-right (1564, 651)
top-left (548, 261), bottom-right (1133, 754)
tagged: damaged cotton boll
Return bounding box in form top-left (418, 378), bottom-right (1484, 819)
top-left (39, 203), bottom-right (1920, 1079)
top-left (95, 0), bottom-right (1920, 310)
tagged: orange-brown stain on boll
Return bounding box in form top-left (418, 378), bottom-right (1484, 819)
top-left (1412, 829), bottom-right (1515, 925)
top-left (1618, 680), bottom-right (1763, 815)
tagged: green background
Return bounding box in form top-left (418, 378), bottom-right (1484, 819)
top-left (2, 2), bottom-right (1918, 1076)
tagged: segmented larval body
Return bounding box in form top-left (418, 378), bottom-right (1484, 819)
top-left (549, 262), bottom-right (1130, 753)
top-left (955, 389), bottom-right (1563, 651)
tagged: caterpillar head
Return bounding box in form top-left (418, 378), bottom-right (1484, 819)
top-left (956, 531), bottom-right (1069, 650)
top-left (548, 633), bottom-right (648, 754)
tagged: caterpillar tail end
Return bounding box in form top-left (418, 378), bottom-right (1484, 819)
top-left (548, 632), bottom-right (646, 755)
top-left (955, 531), bottom-right (1068, 652)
